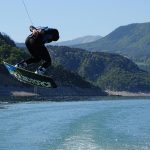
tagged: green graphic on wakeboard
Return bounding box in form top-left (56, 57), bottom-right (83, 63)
top-left (3, 61), bottom-right (57, 88)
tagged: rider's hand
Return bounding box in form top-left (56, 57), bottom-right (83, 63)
top-left (32, 29), bottom-right (39, 36)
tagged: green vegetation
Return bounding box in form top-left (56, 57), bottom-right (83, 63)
top-left (0, 45), bottom-right (28, 64)
top-left (0, 32), bottom-right (28, 64)
top-left (48, 46), bottom-right (150, 92)
top-left (97, 69), bottom-right (150, 92)
top-left (0, 32), bottom-right (15, 47)
top-left (133, 57), bottom-right (150, 72)
top-left (47, 64), bottom-right (99, 88)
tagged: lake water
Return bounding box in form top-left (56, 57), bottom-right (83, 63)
top-left (0, 97), bottom-right (150, 150)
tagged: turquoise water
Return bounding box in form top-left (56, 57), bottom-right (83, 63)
top-left (0, 98), bottom-right (150, 150)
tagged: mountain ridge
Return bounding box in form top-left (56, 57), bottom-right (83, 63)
top-left (73, 22), bottom-right (150, 58)
top-left (16, 35), bottom-right (102, 48)
top-left (51, 35), bottom-right (102, 46)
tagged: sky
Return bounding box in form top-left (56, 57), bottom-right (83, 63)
top-left (0, 0), bottom-right (150, 42)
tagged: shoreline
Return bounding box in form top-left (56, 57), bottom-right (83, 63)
top-left (11, 90), bottom-right (150, 97)
top-left (0, 95), bottom-right (150, 104)
top-left (106, 90), bottom-right (150, 96)
top-left (1, 90), bottom-right (150, 97)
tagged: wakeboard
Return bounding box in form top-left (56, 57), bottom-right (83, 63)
top-left (3, 61), bottom-right (57, 88)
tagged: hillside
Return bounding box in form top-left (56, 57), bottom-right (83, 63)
top-left (73, 22), bottom-right (150, 57)
top-left (0, 32), bottom-right (16, 47)
top-left (48, 46), bottom-right (150, 92)
top-left (1, 31), bottom-right (150, 93)
top-left (0, 33), bottom-right (106, 96)
top-left (73, 23), bottom-right (150, 71)
top-left (0, 32), bottom-right (28, 63)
